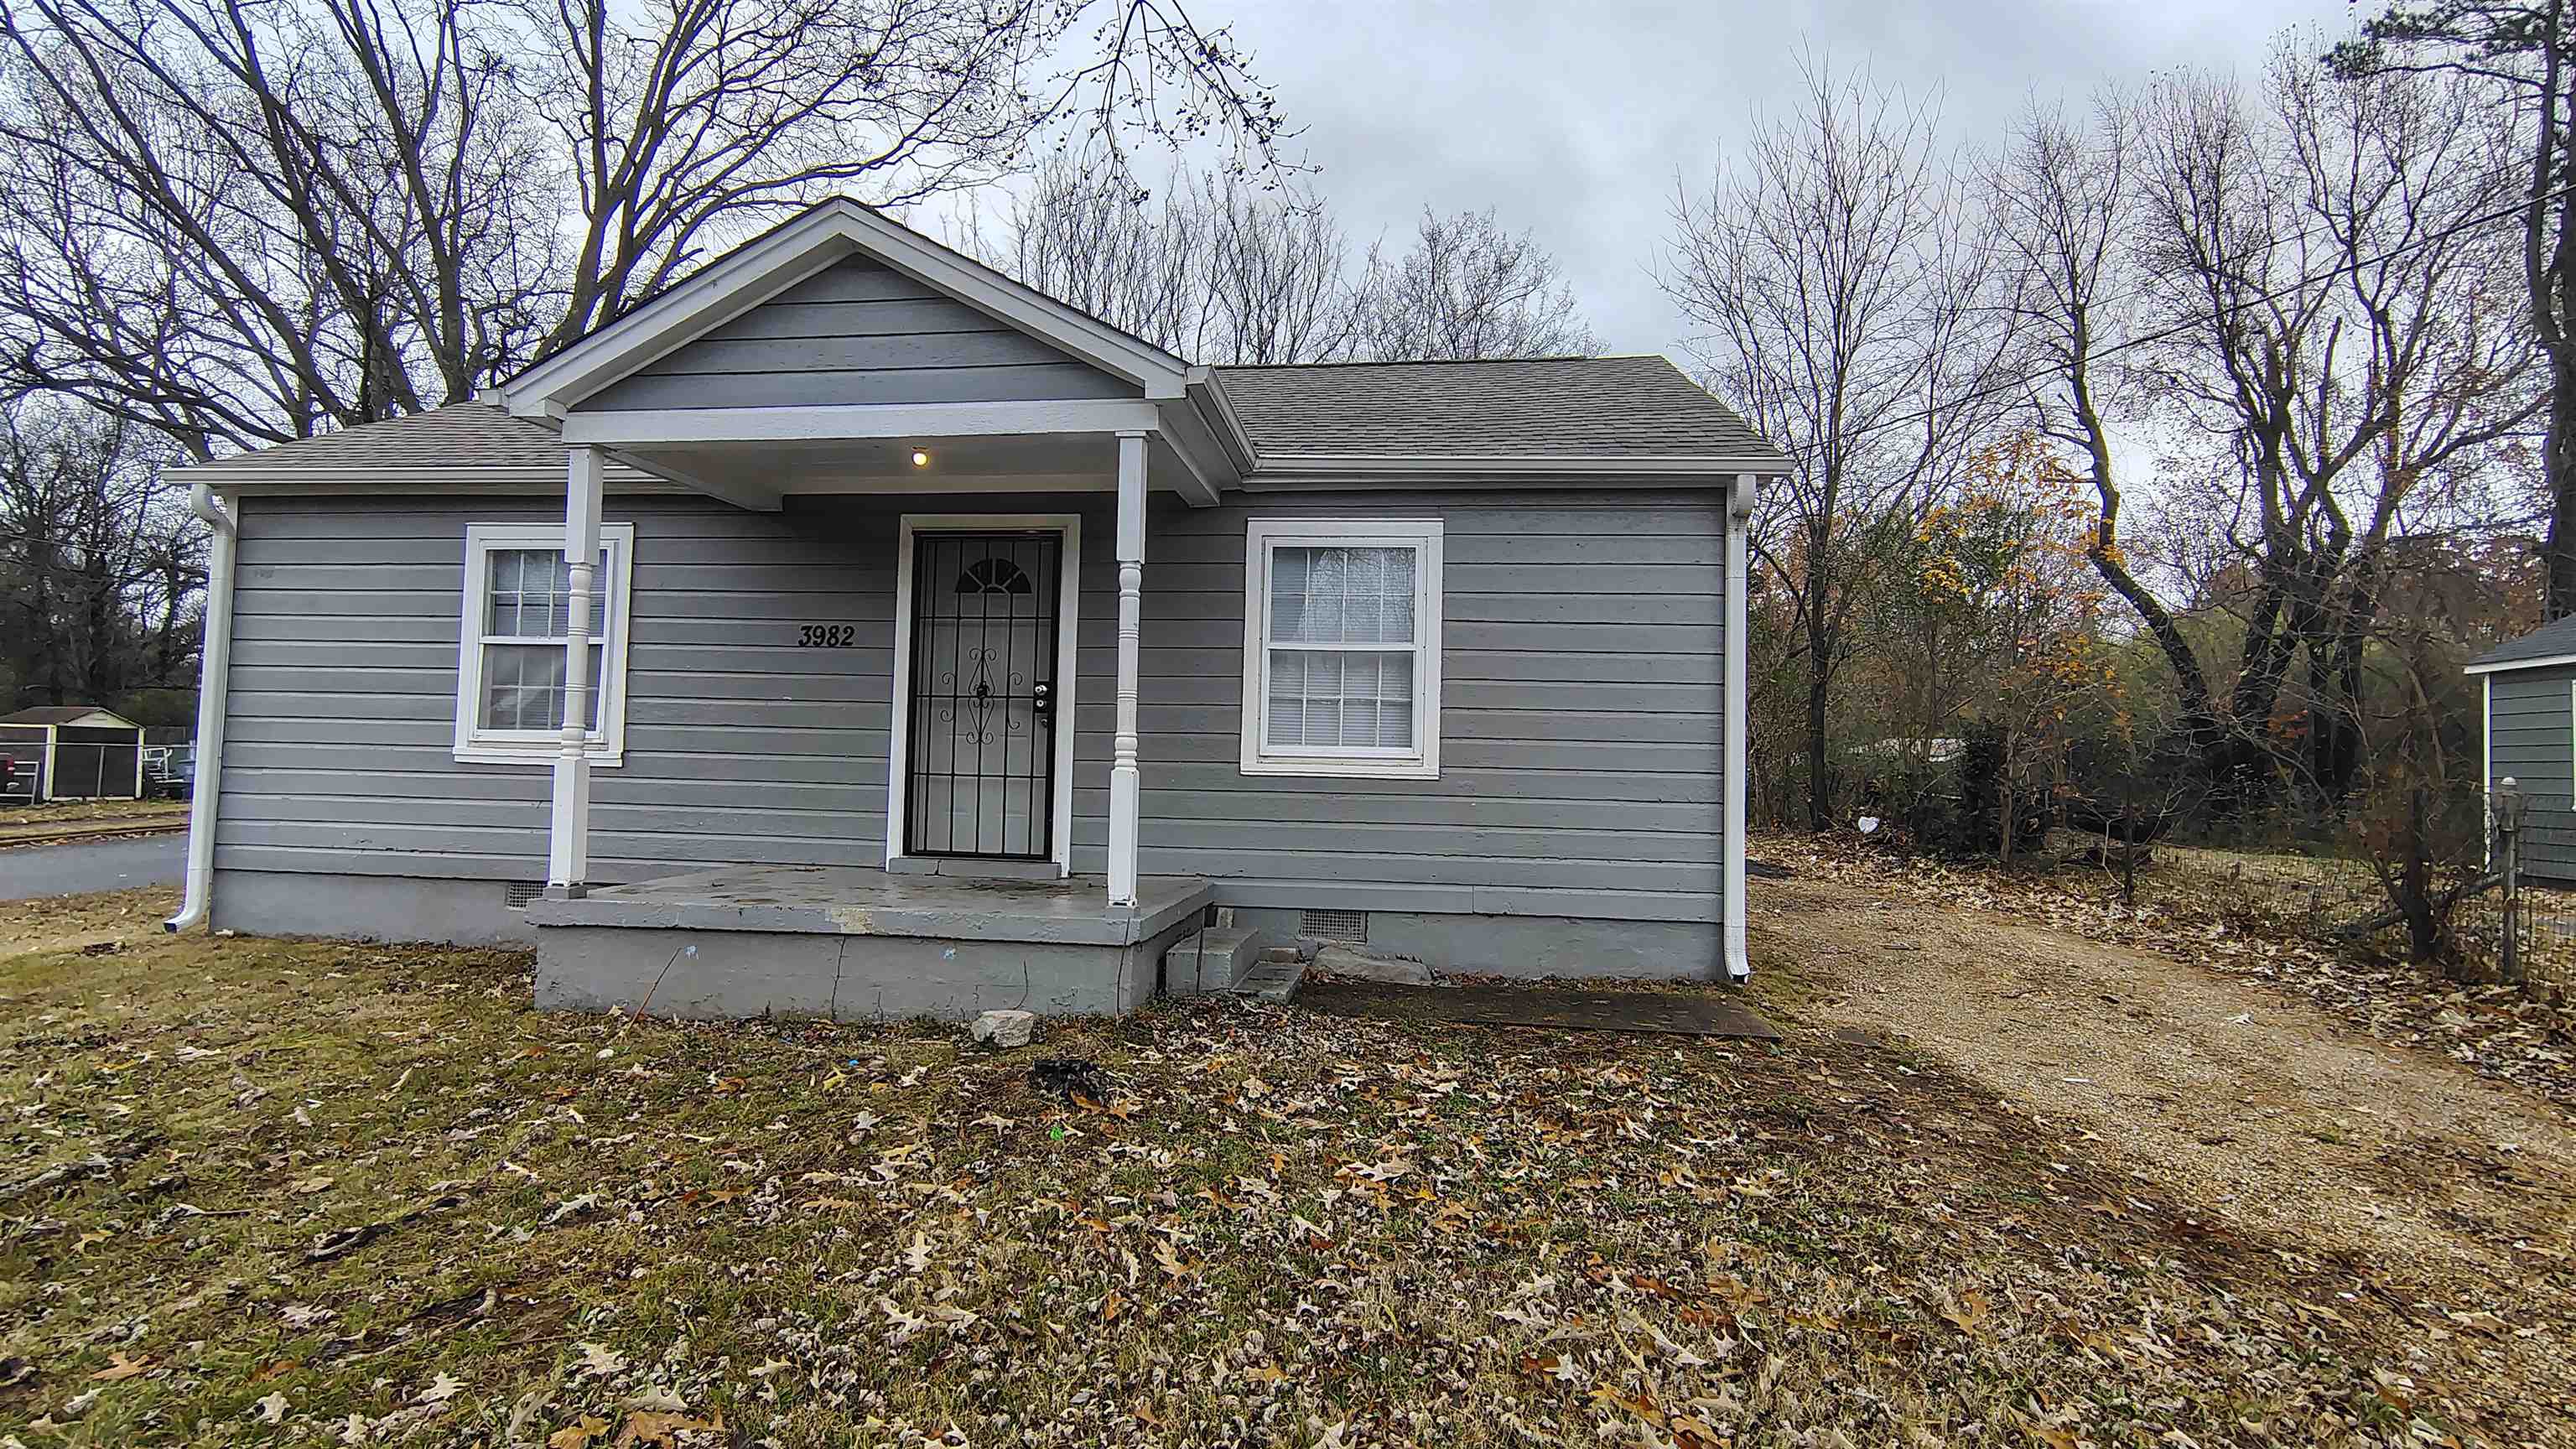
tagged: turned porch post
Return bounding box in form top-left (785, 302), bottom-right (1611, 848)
top-left (547, 445), bottom-right (604, 898)
top-left (1109, 430), bottom-right (1147, 906)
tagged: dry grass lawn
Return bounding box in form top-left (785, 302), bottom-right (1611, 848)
top-left (0, 800), bottom-right (190, 847)
top-left (1, 882), bottom-right (2570, 1447)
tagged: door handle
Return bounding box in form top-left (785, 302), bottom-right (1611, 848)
top-left (1031, 680), bottom-right (1052, 719)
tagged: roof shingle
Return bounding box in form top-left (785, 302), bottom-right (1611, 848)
top-left (186, 403), bottom-right (634, 476)
top-left (2471, 615), bottom-right (2576, 671)
top-left (183, 359), bottom-right (1789, 480)
top-left (1211, 356), bottom-right (1786, 462)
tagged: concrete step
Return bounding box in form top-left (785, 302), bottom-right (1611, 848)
top-left (1229, 945), bottom-right (1306, 1004)
top-left (1163, 927), bottom-right (1304, 1002)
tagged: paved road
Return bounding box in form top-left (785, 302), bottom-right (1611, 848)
top-left (0, 833), bottom-right (185, 901)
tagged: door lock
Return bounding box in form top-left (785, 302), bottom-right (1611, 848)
top-left (1031, 680), bottom-right (1052, 719)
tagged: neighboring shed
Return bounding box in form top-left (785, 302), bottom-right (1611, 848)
top-left (0, 706), bottom-right (148, 803)
top-left (2470, 618), bottom-right (2576, 884)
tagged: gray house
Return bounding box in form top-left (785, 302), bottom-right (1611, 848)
top-left (2472, 616), bottom-right (2576, 883)
top-left (162, 200), bottom-right (1789, 1018)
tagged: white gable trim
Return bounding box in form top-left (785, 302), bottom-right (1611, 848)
top-left (491, 200), bottom-right (1193, 420)
top-left (2464, 651), bottom-right (2576, 676)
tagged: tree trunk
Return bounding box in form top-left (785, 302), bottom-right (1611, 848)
top-left (1805, 647), bottom-right (1834, 833)
top-left (2548, 350), bottom-right (2576, 620)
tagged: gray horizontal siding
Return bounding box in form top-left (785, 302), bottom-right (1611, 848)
top-left (1131, 491), bottom-right (1725, 923)
top-left (216, 486), bottom-right (1732, 929)
top-left (2490, 669), bottom-right (2576, 882)
top-left (574, 257), bottom-right (1140, 412)
top-left (216, 491), bottom-right (1122, 885)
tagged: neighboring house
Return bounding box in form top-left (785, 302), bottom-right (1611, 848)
top-left (0, 706), bottom-right (147, 802)
top-left (162, 199), bottom-right (1790, 1019)
top-left (2472, 617), bottom-right (2576, 884)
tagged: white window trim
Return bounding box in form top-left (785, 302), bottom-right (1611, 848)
top-left (1239, 517), bottom-right (1443, 780)
top-left (886, 513), bottom-right (1082, 875)
top-left (453, 522), bottom-right (636, 766)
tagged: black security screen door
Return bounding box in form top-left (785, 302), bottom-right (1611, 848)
top-left (906, 530), bottom-right (1062, 859)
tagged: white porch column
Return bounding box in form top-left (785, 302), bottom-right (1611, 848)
top-left (547, 445), bottom-right (605, 898)
top-left (1108, 429), bottom-right (1147, 906)
top-left (1722, 472), bottom-right (1758, 982)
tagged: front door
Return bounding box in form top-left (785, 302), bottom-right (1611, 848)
top-left (903, 530), bottom-right (1063, 860)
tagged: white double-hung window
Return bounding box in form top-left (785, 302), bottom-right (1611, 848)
top-left (1239, 518), bottom-right (1443, 779)
top-left (453, 522), bottom-right (635, 765)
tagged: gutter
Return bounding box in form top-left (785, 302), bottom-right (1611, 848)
top-left (1722, 473), bottom-right (1758, 983)
top-left (1251, 451), bottom-right (1794, 476)
top-left (2463, 650), bottom-right (2576, 676)
top-left (165, 486), bottom-right (237, 933)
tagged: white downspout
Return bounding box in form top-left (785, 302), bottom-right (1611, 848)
top-left (1722, 473), bottom-right (1758, 983)
top-left (165, 485), bottom-right (237, 932)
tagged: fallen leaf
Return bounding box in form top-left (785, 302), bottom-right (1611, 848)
top-left (419, 1371), bottom-right (466, 1405)
top-left (88, 1353), bottom-right (149, 1382)
top-left (548, 1415), bottom-right (610, 1449)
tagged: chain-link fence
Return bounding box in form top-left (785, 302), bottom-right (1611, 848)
top-left (2059, 788), bottom-right (2573, 1001)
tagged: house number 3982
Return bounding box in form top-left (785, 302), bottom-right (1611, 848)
top-left (797, 624), bottom-right (857, 647)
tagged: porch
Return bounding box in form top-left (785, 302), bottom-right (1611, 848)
top-left (526, 865), bottom-right (1214, 1021)
top-left (483, 204), bottom-right (1244, 936)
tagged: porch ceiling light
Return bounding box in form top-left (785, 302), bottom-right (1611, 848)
top-left (911, 449), bottom-right (931, 468)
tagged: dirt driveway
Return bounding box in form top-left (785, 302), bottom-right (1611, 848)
top-left (1756, 868), bottom-right (2576, 1425)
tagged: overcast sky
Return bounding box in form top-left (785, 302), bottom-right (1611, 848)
top-left (1192, 0), bottom-right (2359, 364)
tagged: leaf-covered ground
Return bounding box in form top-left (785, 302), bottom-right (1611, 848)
top-left (2, 883), bottom-right (2571, 1447)
top-left (1774, 835), bottom-right (2576, 1112)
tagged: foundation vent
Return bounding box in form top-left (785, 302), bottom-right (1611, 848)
top-left (1300, 908), bottom-right (1367, 943)
top-left (504, 881), bottom-right (545, 909)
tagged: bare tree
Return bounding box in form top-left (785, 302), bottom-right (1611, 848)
top-left (1995, 53), bottom-right (2537, 817)
top-left (1663, 61), bottom-right (2017, 830)
top-left (0, 0), bottom-right (1291, 458)
top-left (2337, 2), bottom-right (2576, 617)
top-left (1992, 94), bottom-right (2220, 749)
top-left (987, 159), bottom-right (1357, 364)
top-left (0, 397), bottom-right (201, 712)
top-left (2152, 54), bottom-right (2529, 806)
top-left (0, 0), bottom-right (554, 457)
top-left (1353, 207), bottom-right (1598, 361)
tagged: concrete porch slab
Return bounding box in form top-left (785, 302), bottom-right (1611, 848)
top-left (526, 866), bottom-right (1215, 1022)
top-left (524, 865), bottom-right (1211, 946)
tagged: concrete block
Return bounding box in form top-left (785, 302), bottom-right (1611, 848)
top-left (1311, 943), bottom-right (1435, 987)
top-left (1162, 926), bottom-right (1280, 997)
top-left (972, 1009), bottom-right (1037, 1048)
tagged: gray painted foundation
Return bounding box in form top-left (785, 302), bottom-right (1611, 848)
top-left (533, 924), bottom-right (1191, 1021)
top-left (1228, 906), bottom-right (1722, 981)
top-left (525, 865), bottom-right (1212, 1021)
top-left (207, 870), bottom-right (1722, 1015)
top-left (213, 868), bottom-right (536, 945)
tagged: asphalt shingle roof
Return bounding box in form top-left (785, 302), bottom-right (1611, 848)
top-left (1211, 356), bottom-right (1786, 462)
top-left (2471, 615), bottom-right (2576, 671)
top-left (187, 403), bottom-right (633, 475)
top-left (184, 361), bottom-right (1787, 479)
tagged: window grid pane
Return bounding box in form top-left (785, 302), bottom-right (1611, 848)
top-left (475, 541), bottom-right (612, 741)
top-left (1270, 546), bottom-right (1415, 647)
top-left (480, 642), bottom-right (605, 733)
top-left (486, 548), bottom-right (609, 640)
top-left (1265, 647), bottom-right (1414, 750)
